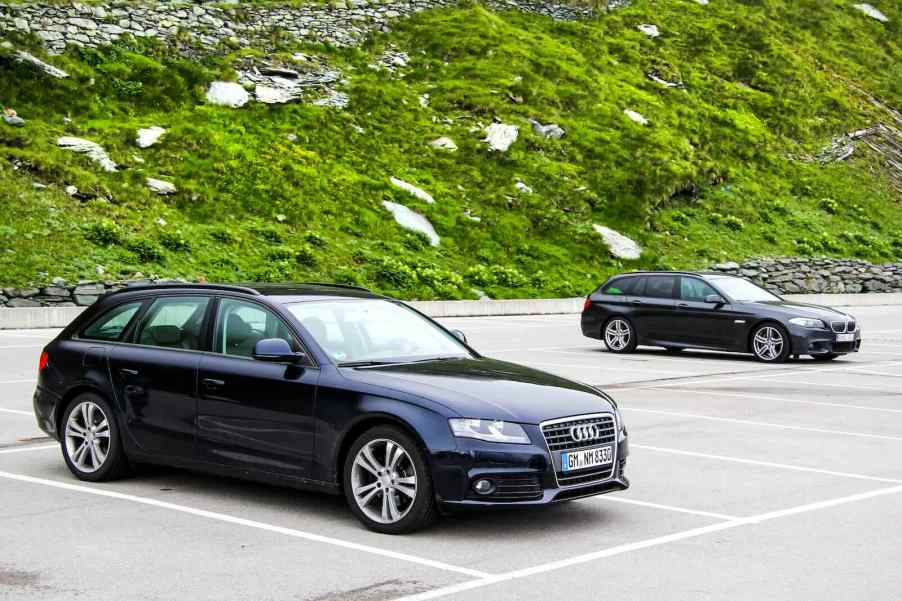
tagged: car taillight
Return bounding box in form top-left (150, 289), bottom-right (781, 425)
top-left (38, 351), bottom-right (49, 372)
top-left (582, 297), bottom-right (592, 312)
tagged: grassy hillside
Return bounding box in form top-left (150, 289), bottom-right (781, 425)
top-left (1, 0), bottom-right (900, 299)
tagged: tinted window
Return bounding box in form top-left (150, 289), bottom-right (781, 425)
top-left (602, 277), bottom-right (640, 296)
top-left (81, 302), bottom-right (142, 341)
top-left (680, 277), bottom-right (720, 302)
top-left (134, 296), bottom-right (209, 350)
top-left (708, 276), bottom-right (781, 302)
top-left (642, 276), bottom-right (676, 299)
top-left (214, 299), bottom-right (300, 358)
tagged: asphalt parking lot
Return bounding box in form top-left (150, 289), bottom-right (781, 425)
top-left (2, 305), bottom-right (901, 600)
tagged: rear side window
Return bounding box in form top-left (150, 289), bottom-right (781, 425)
top-left (80, 302), bottom-right (142, 341)
top-left (134, 296), bottom-right (210, 351)
top-left (643, 276), bottom-right (677, 299)
top-left (602, 277), bottom-right (640, 296)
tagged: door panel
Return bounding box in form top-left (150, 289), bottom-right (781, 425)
top-left (197, 297), bottom-right (317, 478)
top-left (108, 345), bottom-right (200, 457)
top-left (108, 295), bottom-right (210, 458)
top-left (631, 275), bottom-right (680, 343)
top-left (676, 277), bottom-right (744, 349)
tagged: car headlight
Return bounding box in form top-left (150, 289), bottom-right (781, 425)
top-left (448, 419), bottom-right (530, 444)
top-left (789, 317), bottom-right (826, 329)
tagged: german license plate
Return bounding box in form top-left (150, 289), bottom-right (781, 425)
top-left (562, 445), bottom-right (613, 472)
top-left (836, 333), bottom-right (854, 342)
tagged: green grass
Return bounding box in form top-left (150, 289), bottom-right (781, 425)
top-left (1, 0), bottom-right (900, 299)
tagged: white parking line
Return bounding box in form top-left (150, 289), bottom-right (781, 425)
top-left (631, 444), bottom-right (902, 484)
top-left (623, 387), bottom-right (902, 414)
top-left (392, 485), bottom-right (902, 601)
top-left (846, 367), bottom-right (902, 378)
top-left (0, 470), bottom-right (491, 579)
top-left (517, 360), bottom-right (694, 377)
top-left (0, 408), bottom-right (32, 416)
top-left (600, 496), bottom-right (741, 521)
top-left (756, 377), bottom-right (899, 393)
top-left (624, 407), bottom-right (902, 441)
top-left (0, 344), bottom-right (46, 350)
top-left (0, 444), bottom-right (57, 454)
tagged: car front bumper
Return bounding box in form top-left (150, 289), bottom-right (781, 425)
top-left (788, 326), bottom-right (862, 356)
top-left (431, 427), bottom-right (630, 508)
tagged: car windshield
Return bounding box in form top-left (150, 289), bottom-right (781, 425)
top-left (285, 299), bottom-right (472, 365)
top-left (709, 276), bottom-right (782, 302)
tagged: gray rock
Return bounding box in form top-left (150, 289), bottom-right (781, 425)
top-left (136, 126), bottom-right (166, 148)
top-left (3, 115), bottom-right (25, 127)
top-left (57, 136), bottom-right (118, 172)
top-left (41, 286), bottom-right (70, 297)
top-left (7, 298), bottom-right (42, 308)
top-left (206, 81), bottom-right (250, 108)
top-left (146, 178), bottom-right (177, 195)
top-left (74, 294), bottom-right (101, 306)
top-left (73, 283), bottom-right (105, 295)
top-left (528, 118), bottom-right (565, 139)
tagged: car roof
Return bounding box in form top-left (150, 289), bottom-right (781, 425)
top-left (609, 271), bottom-right (728, 279)
top-left (104, 282), bottom-right (384, 301)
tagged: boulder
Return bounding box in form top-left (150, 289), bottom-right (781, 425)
top-left (3, 115), bottom-right (25, 127)
top-left (624, 109), bottom-right (649, 125)
top-left (57, 137), bottom-right (118, 172)
top-left (637, 24), bottom-right (661, 37)
top-left (390, 177), bottom-right (434, 204)
top-left (592, 224), bottom-right (642, 260)
top-left (428, 137), bottom-right (457, 151)
top-left (14, 50), bottom-right (69, 78)
top-left (528, 118), bottom-right (565, 139)
top-left (205, 81), bottom-right (250, 108)
top-left (484, 123), bottom-right (519, 152)
top-left (6, 298), bottom-right (41, 308)
top-left (136, 126), bottom-right (166, 148)
top-left (853, 3), bottom-right (889, 22)
top-left (146, 178), bottom-right (177, 195)
top-left (382, 201), bottom-right (440, 246)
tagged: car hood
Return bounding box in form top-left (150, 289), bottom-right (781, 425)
top-left (746, 300), bottom-right (852, 321)
top-left (339, 357), bottom-right (615, 425)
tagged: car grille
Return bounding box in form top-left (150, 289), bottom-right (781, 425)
top-left (542, 414), bottom-right (617, 487)
top-left (830, 320), bottom-right (856, 333)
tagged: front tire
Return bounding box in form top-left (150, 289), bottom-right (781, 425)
top-left (343, 425), bottom-right (437, 534)
top-left (60, 393), bottom-right (130, 482)
top-left (603, 318), bottom-right (637, 354)
top-left (750, 323), bottom-right (791, 363)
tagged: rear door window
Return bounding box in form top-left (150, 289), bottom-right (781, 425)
top-left (80, 301), bottom-right (143, 341)
top-left (133, 296), bottom-right (210, 351)
top-left (643, 276), bottom-right (677, 299)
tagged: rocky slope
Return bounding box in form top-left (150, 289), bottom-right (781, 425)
top-left (0, 0), bottom-right (900, 300)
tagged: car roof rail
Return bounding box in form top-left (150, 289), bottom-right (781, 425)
top-left (288, 282), bottom-right (373, 292)
top-left (106, 283), bottom-right (262, 296)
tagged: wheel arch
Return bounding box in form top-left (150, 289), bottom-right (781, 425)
top-left (747, 319), bottom-right (791, 354)
top-left (334, 412), bottom-right (430, 489)
top-left (55, 384), bottom-right (111, 438)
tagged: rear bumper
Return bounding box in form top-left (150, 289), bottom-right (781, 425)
top-left (432, 430), bottom-right (630, 508)
top-left (789, 327), bottom-right (862, 355)
top-left (33, 385), bottom-right (61, 440)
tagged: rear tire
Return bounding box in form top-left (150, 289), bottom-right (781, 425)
top-left (750, 323), bottom-right (791, 363)
top-left (343, 425), bottom-right (437, 534)
top-left (60, 393), bottom-right (130, 482)
top-left (811, 353), bottom-right (840, 361)
top-left (603, 318), bottom-right (637, 354)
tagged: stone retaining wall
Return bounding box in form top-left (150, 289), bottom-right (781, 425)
top-left (711, 258), bottom-right (902, 294)
top-left (0, 0), bottom-right (594, 54)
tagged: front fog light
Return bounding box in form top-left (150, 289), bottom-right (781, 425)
top-left (473, 478), bottom-right (496, 495)
top-left (618, 426), bottom-right (628, 442)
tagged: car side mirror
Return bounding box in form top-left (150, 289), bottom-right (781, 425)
top-left (451, 329), bottom-right (467, 344)
top-left (705, 294), bottom-right (726, 305)
top-left (253, 338), bottom-right (307, 363)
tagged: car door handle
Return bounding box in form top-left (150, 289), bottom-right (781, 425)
top-left (202, 378), bottom-right (225, 390)
top-left (677, 303), bottom-right (689, 308)
top-left (631, 299), bottom-right (643, 305)
top-left (119, 368), bottom-right (139, 376)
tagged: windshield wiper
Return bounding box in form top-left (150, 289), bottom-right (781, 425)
top-left (338, 360), bottom-right (399, 367)
top-left (406, 356), bottom-right (467, 364)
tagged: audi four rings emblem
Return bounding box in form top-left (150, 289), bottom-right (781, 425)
top-left (570, 424), bottom-right (601, 441)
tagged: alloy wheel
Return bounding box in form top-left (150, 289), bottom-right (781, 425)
top-left (753, 326), bottom-right (784, 361)
top-left (64, 400), bottom-right (111, 473)
top-left (351, 439), bottom-right (418, 524)
top-left (604, 319), bottom-right (631, 351)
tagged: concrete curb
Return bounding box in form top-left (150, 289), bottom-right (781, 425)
top-left (2, 293), bottom-right (901, 330)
